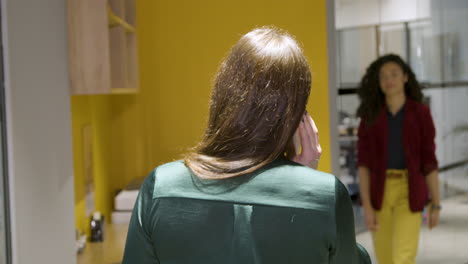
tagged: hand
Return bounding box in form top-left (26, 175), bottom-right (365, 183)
top-left (364, 206), bottom-right (379, 232)
top-left (289, 112), bottom-right (322, 169)
top-left (428, 206), bottom-right (440, 230)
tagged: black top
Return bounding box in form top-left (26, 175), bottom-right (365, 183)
top-left (387, 105), bottom-right (406, 169)
top-left (122, 159), bottom-right (371, 264)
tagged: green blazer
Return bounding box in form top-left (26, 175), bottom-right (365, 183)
top-left (122, 158), bottom-right (371, 264)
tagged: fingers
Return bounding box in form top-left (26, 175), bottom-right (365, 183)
top-left (371, 212), bottom-right (379, 231)
top-left (289, 111), bottom-right (322, 169)
top-left (429, 212), bottom-right (439, 230)
top-left (292, 125), bottom-right (301, 155)
top-left (308, 115), bottom-right (322, 155)
top-left (367, 217), bottom-right (378, 232)
top-left (365, 219), bottom-right (372, 230)
top-left (305, 113), bottom-right (319, 146)
top-left (374, 216), bottom-right (379, 231)
top-left (301, 115), bottom-right (314, 155)
top-left (304, 112), bottom-right (322, 157)
top-left (367, 220), bottom-right (377, 232)
top-left (301, 112), bottom-right (321, 160)
top-left (365, 209), bottom-right (378, 232)
top-left (298, 119), bottom-right (313, 158)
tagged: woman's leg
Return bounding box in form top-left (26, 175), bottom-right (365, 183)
top-left (391, 178), bottom-right (422, 264)
top-left (373, 179), bottom-right (397, 264)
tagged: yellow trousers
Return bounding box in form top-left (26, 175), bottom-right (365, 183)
top-left (372, 170), bottom-right (422, 264)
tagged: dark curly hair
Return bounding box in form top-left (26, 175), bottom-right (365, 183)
top-left (357, 54), bottom-right (423, 124)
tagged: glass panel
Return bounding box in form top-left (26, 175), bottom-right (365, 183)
top-left (439, 0), bottom-right (468, 82)
top-left (378, 23), bottom-right (407, 60)
top-left (421, 85), bottom-right (468, 261)
top-left (335, 31), bottom-right (342, 87)
top-left (408, 20), bottom-right (443, 83)
top-left (337, 94), bottom-right (362, 231)
top-left (0, 122), bottom-right (6, 264)
top-left (337, 94), bottom-right (360, 182)
top-left (0, 4), bottom-right (9, 262)
top-left (338, 27), bottom-right (377, 87)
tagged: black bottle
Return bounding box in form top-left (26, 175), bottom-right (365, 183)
top-left (90, 212), bottom-right (104, 242)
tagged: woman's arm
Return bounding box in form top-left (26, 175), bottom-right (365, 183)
top-left (358, 166), bottom-right (379, 232)
top-left (358, 166), bottom-right (372, 210)
top-left (122, 171), bottom-right (160, 264)
top-left (357, 120), bottom-right (378, 231)
top-left (330, 179), bottom-right (371, 264)
top-left (420, 105), bottom-right (440, 229)
top-left (425, 169), bottom-right (441, 229)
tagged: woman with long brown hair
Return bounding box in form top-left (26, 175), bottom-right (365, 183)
top-left (357, 54), bottom-right (440, 264)
top-left (123, 27), bottom-right (370, 264)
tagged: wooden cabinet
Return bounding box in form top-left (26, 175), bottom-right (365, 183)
top-left (68, 0), bottom-right (139, 95)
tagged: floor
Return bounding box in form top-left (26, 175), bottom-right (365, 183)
top-left (77, 194), bottom-right (468, 264)
top-left (356, 193), bottom-right (468, 264)
top-left (77, 223), bottom-right (128, 264)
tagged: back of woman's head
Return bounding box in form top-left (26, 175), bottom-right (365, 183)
top-left (185, 27), bottom-right (311, 179)
top-left (357, 54), bottom-right (423, 124)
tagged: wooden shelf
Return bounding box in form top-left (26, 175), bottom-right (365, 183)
top-left (68, 0), bottom-right (139, 95)
top-left (111, 88), bottom-right (138, 94)
top-left (108, 4), bottom-right (135, 33)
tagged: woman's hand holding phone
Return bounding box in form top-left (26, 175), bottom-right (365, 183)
top-left (289, 112), bottom-right (322, 169)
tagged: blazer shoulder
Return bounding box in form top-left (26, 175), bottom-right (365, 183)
top-left (407, 99), bottom-right (430, 113)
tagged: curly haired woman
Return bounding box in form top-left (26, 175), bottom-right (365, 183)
top-left (357, 54), bottom-right (441, 264)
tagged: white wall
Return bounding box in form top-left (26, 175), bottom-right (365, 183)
top-left (2, 0), bottom-right (76, 263)
top-left (327, 0), bottom-right (341, 177)
top-left (336, 0), bottom-right (431, 29)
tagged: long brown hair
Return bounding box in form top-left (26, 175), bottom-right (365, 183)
top-left (185, 27), bottom-right (311, 179)
top-left (357, 54), bottom-right (423, 124)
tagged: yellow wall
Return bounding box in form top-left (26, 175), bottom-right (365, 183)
top-left (71, 96), bottom-right (89, 233)
top-left (72, 96), bottom-right (114, 233)
top-left (136, 0), bottom-right (332, 171)
top-left (72, 0), bottom-right (332, 232)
